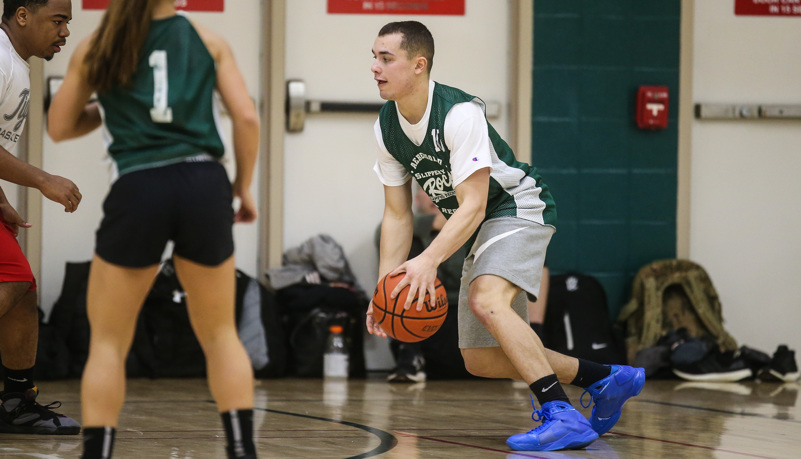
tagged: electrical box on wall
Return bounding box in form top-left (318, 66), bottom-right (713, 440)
top-left (636, 86), bottom-right (669, 130)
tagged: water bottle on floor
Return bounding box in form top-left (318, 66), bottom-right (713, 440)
top-left (324, 325), bottom-right (349, 379)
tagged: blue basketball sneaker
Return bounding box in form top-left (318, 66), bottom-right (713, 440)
top-left (580, 365), bottom-right (646, 436)
top-left (506, 400), bottom-right (598, 451)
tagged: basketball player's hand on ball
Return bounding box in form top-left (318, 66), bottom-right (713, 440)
top-left (365, 300), bottom-right (388, 338)
top-left (390, 255), bottom-right (439, 311)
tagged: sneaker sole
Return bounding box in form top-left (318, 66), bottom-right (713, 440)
top-left (0, 424), bottom-right (80, 435)
top-left (673, 368), bottom-right (752, 382)
top-left (507, 431), bottom-right (598, 451)
top-left (387, 373), bottom-right (426, 383)
top-left (769, 369), bottom-right (800, 383)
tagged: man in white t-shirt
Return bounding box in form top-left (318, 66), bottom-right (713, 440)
top-left (366, 21), bottom-right (645, 452)
top-left (0, 0), bottom-right (81, 435)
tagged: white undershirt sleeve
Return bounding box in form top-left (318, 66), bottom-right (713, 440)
top-left (444, 101), bottom-right (493, 188)
top-left (372, 118), bottom-right (411, 186)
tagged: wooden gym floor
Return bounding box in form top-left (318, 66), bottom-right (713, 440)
top-left (0, 376), bottom-right (798, 458)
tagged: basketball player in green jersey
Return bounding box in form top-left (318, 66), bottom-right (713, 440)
top-left (47, 0), bottom-right (258, 457)
top-left (366, 21), bottom-right (645, 452)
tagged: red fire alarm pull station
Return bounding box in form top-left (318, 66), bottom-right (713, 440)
top-left (636, 86), bottom-right (669, 130)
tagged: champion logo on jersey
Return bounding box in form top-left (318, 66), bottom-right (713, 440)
top-left (472, 157), bottom-right (478, 161)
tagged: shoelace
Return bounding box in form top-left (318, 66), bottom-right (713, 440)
top-left (14, 397), bottom-right (64, 421)
top-left (579, 380), bottom-right (610, 409)
top-left (579, 389), bottom-right (593, 409)
top-left (526, 395), bottom-right (553, 430)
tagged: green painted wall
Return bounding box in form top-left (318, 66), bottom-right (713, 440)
top-left (532, 1), bottom-right (681, 320)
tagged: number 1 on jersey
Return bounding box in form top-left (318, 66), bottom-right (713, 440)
top-left (149, 50), bottom-right (173, 123)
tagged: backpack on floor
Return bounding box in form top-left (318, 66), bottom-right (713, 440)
top-left (128, 260), bottom-right (207, 378)
top-left (277, 284), bottom-right (366, 378)
top-left (234, 270), bottom-right (288, 378)
top-left (47, 261), bottom-right (92, 378)
top-left (617, 259), bottom-right (738, 364)
top-left (128, 261), bottom-right (289, 379)
top-left (543, 272), bottom-right (627, 364)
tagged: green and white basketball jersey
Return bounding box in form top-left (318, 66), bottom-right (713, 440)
top-left (378, 82), bottom-right (556, 227)
top-left (98, 15), bottom-right (224, 175)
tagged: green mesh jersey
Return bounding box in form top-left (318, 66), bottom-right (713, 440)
top-left (97, 15), bottom-right (224, 175)
top-left (378, 82), bottom-right (556, 227)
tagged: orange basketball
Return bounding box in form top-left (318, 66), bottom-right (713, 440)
top-left (371, 272), bottom-right (448, 343)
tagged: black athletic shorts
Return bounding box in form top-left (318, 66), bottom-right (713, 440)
top-left (96, 160), bottom-right (234, 268)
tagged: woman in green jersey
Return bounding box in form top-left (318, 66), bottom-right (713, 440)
top-left (48, 0), bottom-right (259, 457)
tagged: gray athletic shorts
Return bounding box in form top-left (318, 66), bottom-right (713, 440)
top-left (458, 217), bottom-right (554, 348)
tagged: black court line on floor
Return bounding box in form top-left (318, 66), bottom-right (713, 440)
top-left (257, 407), bottom-right (398, 458)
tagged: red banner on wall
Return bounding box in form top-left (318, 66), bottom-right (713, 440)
top-left (83, 0), bottom-right (224, 12)
top-left (328, 0), bottom-right (465, 15)
top-left (735, 0), bottom-right (801, 16)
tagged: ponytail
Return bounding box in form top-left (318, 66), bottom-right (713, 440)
top-left (84, 0), bottom-right (159, 92)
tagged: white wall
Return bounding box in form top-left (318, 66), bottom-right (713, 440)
top-left (690, 0), bottom-right (801, 355)
top-left (39, 1), bottom-right (263, 316)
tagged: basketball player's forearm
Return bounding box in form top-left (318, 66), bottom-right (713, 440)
top-left (48, 102), bottom-right (101, 141)
top-left (0, 148), bottom-right (48, 189)
top-left (70, 102), bottom-right (103, 138)
top-left (422, 200), bottom-right (483, 266)
top-left (378, 211), bottom-right (413, 278)
top-left (420, 167), bottom-right (488, 266)
top-left (231, 116), bottom-right (259, 191)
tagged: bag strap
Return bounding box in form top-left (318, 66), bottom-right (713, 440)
top-left (682, 272), bottom-right (738, 350)
top-left (638, 276), bottom-right (664, 349)
top-left (616, 298), bottom-right (639, 323)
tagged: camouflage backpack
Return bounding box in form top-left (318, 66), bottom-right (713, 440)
top-left (616, 259), bottom-right (738, 364)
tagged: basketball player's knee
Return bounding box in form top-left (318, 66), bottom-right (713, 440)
top-left (467, 294), bottom-right (496, 325)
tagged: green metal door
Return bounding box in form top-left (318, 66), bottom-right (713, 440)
top-left (531, 1), bottom-right (681, 320)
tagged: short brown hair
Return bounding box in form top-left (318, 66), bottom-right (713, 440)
top-left (378, 21), bottom-right (435, 73)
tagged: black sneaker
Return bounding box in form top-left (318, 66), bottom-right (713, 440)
top-left (759, 345), bottom-right (800, 383)
top-left (739, 345), bottom-right (772, 375)
top-left (672, 349), bottom-right (753, 382)
top-left (0, 387), bottom-right (80, 435)
top-left (387, 352), bottom-right (426, 383)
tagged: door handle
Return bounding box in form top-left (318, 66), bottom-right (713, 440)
top-left (286, 79), bottom-right (501, 133)
top-left (286, 79), bottom-right (383, 133)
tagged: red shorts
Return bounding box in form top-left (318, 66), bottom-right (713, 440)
top-left (0, 222), bottom-right (37, 291)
